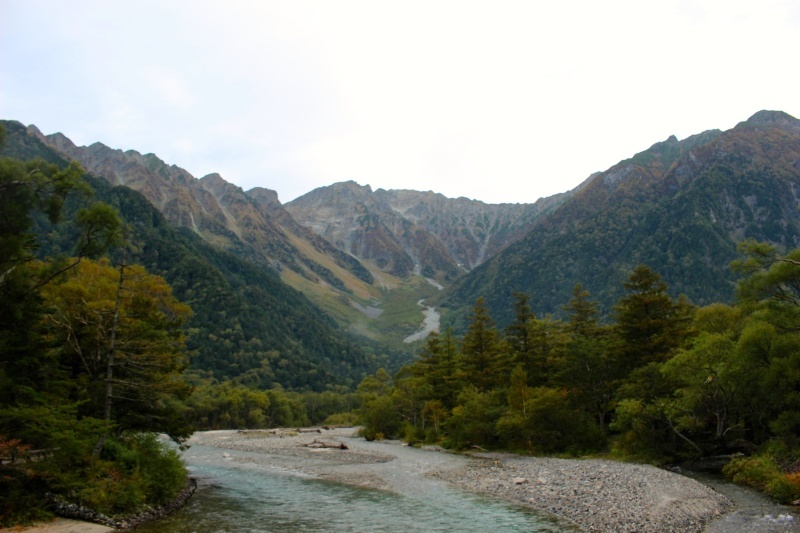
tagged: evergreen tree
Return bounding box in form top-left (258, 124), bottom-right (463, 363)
top-left (613, 265), bottom-right (694, 372)
top-left (506, 292), bottom-right (533, 361)
top-left (461, 298), bottom-right (506, 391)
top-left (555, 284), bottom-right (615, 432)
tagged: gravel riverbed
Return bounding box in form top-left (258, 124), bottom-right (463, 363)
top-left (188, 428), bottom-right (733, 532)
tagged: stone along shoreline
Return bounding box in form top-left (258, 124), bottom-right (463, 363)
top-left (189, 428), bottom-right (732, 532)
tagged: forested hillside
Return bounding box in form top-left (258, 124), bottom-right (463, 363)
top-left (0, 120), bottom-right (403, 524)
top-left (1, 120), bottom-right (397, 390)
top-left (438, 111), bottom-right (800, 329)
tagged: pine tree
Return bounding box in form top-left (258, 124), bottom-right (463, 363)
top-left (613, 265), bottom-right (694, 371)
top-left (461, 298), bottom-right (507, 391)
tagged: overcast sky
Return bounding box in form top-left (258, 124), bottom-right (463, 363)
top-left (2, 1), bottom-right (798, 204)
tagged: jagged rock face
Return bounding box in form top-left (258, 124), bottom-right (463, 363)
top-left (285, 182), bottom-right (567, 281)
top-left (31, 128), bottom-right (369, 290)
top-left (375, 189), bottom-right (565, 270)
top-left (285, 181), bottom-right (444, 279)
top-left (440, 110), bottom-right (800, 326)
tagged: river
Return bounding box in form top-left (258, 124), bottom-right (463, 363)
top-left (403, 299), bottom-right (440, 343)
top-left (136, 436), bottom-right (573, 532)
top-left (135, 430), bottom-right (800, 532)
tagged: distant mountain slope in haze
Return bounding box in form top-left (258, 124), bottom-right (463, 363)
top-left (285, 181), bottom-right (569, 282)
top-left (438, 110), bottom-right (800, 328)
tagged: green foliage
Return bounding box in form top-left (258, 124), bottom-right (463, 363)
top-left (40, 258), bottom-right (193, 442)
top-left (461, 298), bottom-right (508, 391)
top-left (359, 395), bottom-right (403, 441)
top-left (186, 381), bottom-right (312, 430)
top-left (0, 436), bottom-right (52, 526)
top-left (613, 265), bottom-right (695, 370)
top-left (722, 453), bottom-right (800, 504)
top-left (0, 131), bottom-right (189, 524)
top-left (445, 387), bottom-right (503, 449)
top-left (56, 433), bottom-right (187, 516)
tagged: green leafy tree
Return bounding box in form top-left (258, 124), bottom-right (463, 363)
top-left (523, 315), bottom-right (562, 387)
top-left (506, 292), bottom-right (534, 361)
top-left (732, 241), bottom-right (800, 443)
top-left (446, 386), bottom-right (502, 448)
top-left (659, 304), bottom-right (748, 454)
top-left (40, 259), bottom-right (193, 444)
top-left (495, 365), bottom-right (536, 449)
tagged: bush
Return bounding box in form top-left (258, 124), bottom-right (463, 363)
top-left (124, 433), bottom-right (187, 505)
top-left (0, 467), bottom-right (52, 527)
top-left (723, 454), bottom-right (800, 504)
top-left (723, 455), bottom-right (781, 492)
top-left (71, 432), bottom-right (187, 515)
top-left (767, 473), bottom-right (800, 504)
top-left (323, 411), bottom-right (359, 426)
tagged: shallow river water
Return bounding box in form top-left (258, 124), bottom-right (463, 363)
top-left (135, 432), bottom-right (800, 533)
top-left (136, 442), bottom-right (575, 532)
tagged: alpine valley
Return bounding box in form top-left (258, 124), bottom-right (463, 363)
top-left (4, 109), bottom-right (800, 382)
top-left (4, 111), bottom-right (800, 527)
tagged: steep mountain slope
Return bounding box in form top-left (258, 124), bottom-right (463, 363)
top-left (32, 126), bottom-right (566, 345)
top-left (376, 188), bottom-right (567, 269)
top-left (439, 110), bottom-right (800, 328)
top-left (28, 127), bottom-right (373, 294)
top-left (1, 119), bottom-right (393, 389)
top-left (285, 182), bottom-right (568, 281)
top-left (285, 181), bottom-right (461, 282)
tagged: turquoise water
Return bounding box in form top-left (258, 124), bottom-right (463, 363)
top-left (137, 444), bottom-right (574, 532)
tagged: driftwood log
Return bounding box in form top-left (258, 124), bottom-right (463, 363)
top-left (301, 439), bottom-right (348, 450)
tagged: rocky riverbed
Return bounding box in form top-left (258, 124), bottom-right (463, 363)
top-left (188, 428), bottom-right (733, 532)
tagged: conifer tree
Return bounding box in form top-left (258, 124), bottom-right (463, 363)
top-left (556, 284), bottom-right (614, 431)
top-left (613, 265), bottom-right (694, 371)
top-left (461, 298), bottom-right (506, 391)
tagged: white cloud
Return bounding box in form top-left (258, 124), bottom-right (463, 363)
top-left (1, 0), bottom-right (799, 204)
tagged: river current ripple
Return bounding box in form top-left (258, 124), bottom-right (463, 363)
top-left (137, 440), bottom-right (572, 532)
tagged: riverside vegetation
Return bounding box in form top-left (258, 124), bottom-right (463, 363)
top-left (2, 119), bottom-right (800, 528)
top-left (356, 257), bottom-right (800, 506)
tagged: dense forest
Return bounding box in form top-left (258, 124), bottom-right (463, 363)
top-left (358, 257), bottom-right (800, 504)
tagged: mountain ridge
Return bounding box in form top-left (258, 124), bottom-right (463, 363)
top-left (437, 110), bottom-right (800, 329)
top-left (22, 121), bottom-right (572, 347)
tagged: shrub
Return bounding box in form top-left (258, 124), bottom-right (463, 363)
top-left (70, 432), bottom-right (188, 515)
top-left (767, 472), bottom-right (800, 504)
top-left (323, 411), bottom-right (359, 426)
top-left (723, 455), bottom-right (781, 492)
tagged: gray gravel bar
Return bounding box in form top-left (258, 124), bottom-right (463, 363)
top-left (433, 452), bottom-right (732, 532)
top-left (188, 429), bottom-right (733, 532)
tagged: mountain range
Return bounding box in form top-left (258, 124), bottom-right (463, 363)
top-left (4, 109), bottom-right (800, 384)
top-left (24, 125), bottom-right (571, 342)
top-left (437, 110), bottom-right (800, 327)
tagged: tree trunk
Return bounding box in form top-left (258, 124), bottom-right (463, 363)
top-left (93, 247), bottom-right (126, 457)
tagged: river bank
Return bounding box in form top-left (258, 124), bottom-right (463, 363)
top-left (0, 518), bottom-right (113, 533)
top-left (189, 428), bottom-right (733, 532)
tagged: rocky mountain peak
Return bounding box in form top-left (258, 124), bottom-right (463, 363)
top-left (744, 110), bottom-right (799, 129)
top-left (247, 187), bottom-right (281, 209)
